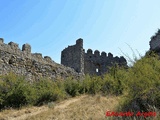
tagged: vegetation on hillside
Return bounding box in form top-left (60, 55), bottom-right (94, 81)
top-left (0, 51), bottom-right (159, 119)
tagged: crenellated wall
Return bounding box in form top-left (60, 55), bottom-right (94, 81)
top-left (61, 38), bottom-right (127, 75)
top-left (0, 38), bottom-right (81, 81)
top-left (0, 39), bottom-right (54, 64)
top-left (84, 49), bottom-right (127, 75)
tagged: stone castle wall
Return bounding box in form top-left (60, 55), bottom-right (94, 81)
top-left (1, 28), bottom-right (158, 81)
top-left (61, 38), bottom-right (127, 75)
top-left (0, 38), bottom-right (81, 81)
top-left (150, 29), bottom-right (160, 52)
top-left (84, 49), bottom-right (127, 75)
top-left (61, 38), bottom-right (84, 73)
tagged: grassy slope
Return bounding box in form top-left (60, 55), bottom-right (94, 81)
top-left (0, 52), bottom-right (160, 120)
top-left (0, 95), bottom-right (120, 120)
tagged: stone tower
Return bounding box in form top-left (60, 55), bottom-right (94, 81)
top-left (61, 38), bottom-right (84, 73)
top-left (61, 38), bottom-right (127, 75)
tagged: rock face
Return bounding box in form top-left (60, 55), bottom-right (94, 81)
top-left (150, 29), bottom-right (160, 52)
top-left (61, 39), bottom-right (127, 75)
top-left (0, 39), bottom-right (81, 81)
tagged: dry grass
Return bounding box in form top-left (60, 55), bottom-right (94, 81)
top-left (0, 95), bottom-right (120, 120)
top-left (26, 95), bottom-right (120, 120)
top-left (0, 106), bottom-right (48, 120)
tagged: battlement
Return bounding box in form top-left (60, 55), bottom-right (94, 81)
top-left (94, 50), bottom-right (100, 57)
top-left (0, 38), bottom-right (4, 44)
top-left (86, 49), bottom-right (111, 58)
top-left (0, 38), bottom-right (55, 64)
top-left (76, 38), bottom-right (83, 48)
top-left (86, 49), bottom-right (93, 55)
top-left (101, 51), bottom-right (107, 57)
top-left (22, 43), bottom-right (31, 54)
top-left (0, 38), bottom-right (81, 81)
top-left (61, 39), bottom-right (127, 75)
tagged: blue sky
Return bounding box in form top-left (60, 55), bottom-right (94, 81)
top-left (0, 0), bottom-right (160, 64)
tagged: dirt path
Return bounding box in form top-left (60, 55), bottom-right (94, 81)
top-left (27, 94), bottom-right (120, 120)
top-left (0, 95), bottom-right (87, 120)
top-left (7, 106), bottom-right (48, 120)
top-left (54, 95), bottom-right (87, 110)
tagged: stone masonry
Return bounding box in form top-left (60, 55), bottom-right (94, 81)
top-left (0, 38), bottom-right (81, 81)
top-left (150, 29), bottom-right (160, 53)
top-left (1, 29), bottom-right (159, 81)
top-left (61, 39), bottom-right (84, 73)
top-left (61, 38), bottom-right (127, 75)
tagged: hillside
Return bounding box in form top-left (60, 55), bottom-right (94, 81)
top-left (0, 52), bottom-right (160, 120)
top-left (0, 95), bottom-right (120, 120)
top-left (1, 31), bottom-right (160, 120)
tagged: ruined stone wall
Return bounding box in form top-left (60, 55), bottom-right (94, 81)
top-left (61, 38), bottom-right (84, 73)
top-left (84, 49), bottom-right (127, 75)
top-left (0, 38), bottom-right (81, 81)
top-left (150, 29), bottom-right (160, 52)
top-left (61, 38), bottom-right (127, 75)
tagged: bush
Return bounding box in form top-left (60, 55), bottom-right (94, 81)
top-left (64, 77), bottom-right (81, 97)
top-left (34, 78), bottom-right (65, 105)
top-left (120, 53), bottom-right (160, 112)
top-left (79, 74), bottom-right (92, 94)
top-left (0, 73), bottom-right (36, 109)
top-left (0, 73), bottom-right (66, 109)
top-left (87, 76), bottom-right (103, 94)
top-left (101, 65), bottom-right (127, 95)
top-left (0, 52), bottom-right (159, 113)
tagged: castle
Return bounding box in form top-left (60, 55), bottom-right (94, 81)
top-left (61, 38), bottom-right (127, 75)
top-left (0, 29), bottom-right (159, 81)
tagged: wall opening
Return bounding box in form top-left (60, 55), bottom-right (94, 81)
top-left (96, 68), bottom-right (99, 73)
top-left (95, 63), bottom-right (101, 75)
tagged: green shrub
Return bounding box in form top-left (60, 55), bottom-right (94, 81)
top-left (87, 76), bottom-right (103, 94)
top-left (120, 53), bottom-right (160, 112)
top-left (79, 74), bottom-right (92, 94)
top-left (64, 77), bottom-right (81, 97)
top-left (0, 73), bottom-right (66, 109)
top-left (34, 78), bottom-right (65, 105)
top-left (0, 73), bottom-right (36, 109)
top-left (0, 52), bottom-right (159, 113)
top-left (102, 65), bottom-right (127, 95)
